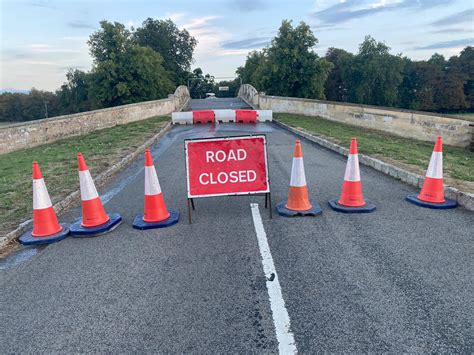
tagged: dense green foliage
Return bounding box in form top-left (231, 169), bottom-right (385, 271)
top-left (237, 21), bottom-right (473, 113)
top-left (0, 18), bottom-right (196, 122)
top-left (87, 21), bottom-right (175, 108)
top-left (134, 18), bottom-right (197, 85)
top-left (237, 21), bottom-right (332, 99)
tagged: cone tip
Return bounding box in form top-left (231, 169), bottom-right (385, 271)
top-left (145, 148), bottom-right (153, 166)
top-left (77, 152), bottom-right (88, 171)
top-left (32, 161), bottom-right (43, 179)
top-left (349, 137), bottom-right (358, 154)
top-left (294, 140), bottom-right (303, 158)
top-left (434, 136), bottom-right (443, 152)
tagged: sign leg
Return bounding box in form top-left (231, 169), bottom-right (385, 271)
top-left (190, 198), bottom-right (195, 210)
top-left (187, 198), bottom-right (192, 224)
top-left (268, 192), bottom-right (273, 219)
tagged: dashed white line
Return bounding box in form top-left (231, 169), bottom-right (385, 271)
top-left (250, 203), bottom-right (297, 354)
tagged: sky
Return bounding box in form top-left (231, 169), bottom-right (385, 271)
top-left (0, 0), bottom-right (473, 92)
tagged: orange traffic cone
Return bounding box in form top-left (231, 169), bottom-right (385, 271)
top-left (329, 138), bottom-right (376, 213)
top-left (19, 162), bottom-right (70, 245)
top-left (407, 136), bottom-right (457, 209)
top-left (133, 148), bottom-right (179, 229)
top-left (276, 140), bottom-right (322, 216)
top-left (70, 153), bottom-right (122, 236)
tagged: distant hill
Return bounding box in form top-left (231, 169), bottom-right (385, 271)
top-left (0, 88), bottom-right (30, 94)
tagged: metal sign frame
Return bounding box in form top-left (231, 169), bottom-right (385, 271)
top-left (184, 134), bottom-right (271, 223)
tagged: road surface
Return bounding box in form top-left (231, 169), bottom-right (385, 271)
top-left (188, 97), bottom-right (251, 110)
top-left (1, 113), bottom-right (473, 352)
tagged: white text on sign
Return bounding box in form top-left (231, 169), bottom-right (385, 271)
top-left (200, 149), bottom-right (256, 185)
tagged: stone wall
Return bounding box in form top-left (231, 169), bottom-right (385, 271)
top-left (238, 84), bottom-right (473, 148)
top-left (0, 86), bottom-right (190, 154)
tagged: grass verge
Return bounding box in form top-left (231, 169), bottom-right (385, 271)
top-left (0, 116), bottom-right (169, 237)
top-left (275, 113), bottom-right (473, 192)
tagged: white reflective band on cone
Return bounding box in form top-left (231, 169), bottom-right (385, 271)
top-left (33, 178), bottom-right (53, 209)
top-left (144, 166), bottom-right (162, 196)
top-left (425, 152), bottom-right (443, 179)
top-left (290, 157), bottom-right (307, 187)
top-left (79, 170), bottom-right (99, 201)
top-left (343, 154), bottom-right (361, 182)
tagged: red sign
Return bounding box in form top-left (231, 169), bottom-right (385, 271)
top-left (185, 135), bottom-right (269, 198)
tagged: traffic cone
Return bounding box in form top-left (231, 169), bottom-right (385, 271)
top-left (329, 138), bottom-right (376, 213)
top-left (133, 148), bottom-right (179, 230)
top-left (406, 136), bottom-right (457, 209)
top-left (70, 153), bottom-right (122, 236)
top-left (276, 140), bottom-right (322, 217)
top-left (19, 162), bottom-right (70, 245)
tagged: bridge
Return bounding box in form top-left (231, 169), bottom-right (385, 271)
top-left (1, 91), bottom-right (473, 353)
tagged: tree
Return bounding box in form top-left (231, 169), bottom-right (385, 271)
top-left (458, 46), bottom-right (474, 109)
top-left (236, 50), bottom-right (267, 91)
top-left (88, 21), bottom-right (133, 63)
top-left (427, 53), bottom-right (447, 69)
top-left (188, 68), bottom-right (215, 99)
top-left (134, 18), bottom-right (197, 84)
top-left (0, 89), bottom-right (59, 122)
top-left (345, 36), bottom-right (404, 106)
top-left (324, 47), bottom-right (353, 102)
top-left (56, 69), bottom-right (92, 114)
top-left (434, 55), bottom-right (468, 111)
top-left (412, 60), bottom-right (442, 111)
top-left (213, 79), bottom-right (240, 98)
top-left (262, 20), bottom-right (332, 98)
top-left (0, 93), bottom-right (25, 122)
top-left (87, 21), bottom-right (174, 108)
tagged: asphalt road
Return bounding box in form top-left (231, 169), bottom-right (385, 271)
top-left (1, 120), bottom-right (473, 352)
top-left (188, 97), bottom-right (251, 110)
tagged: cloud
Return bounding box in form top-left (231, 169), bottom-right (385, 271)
top-left (29, 44), bottom-right (51, 49)
top-left (67, 21), bottom-right (96, 29)
top-left (21, 60), bottom-right (58, 66)
top-left (414, 38), bottom-right (474, 50)
top-left (312, 0), bottom-right (454, 25)
top-left (61, 36), bottom-right (89, 41)
top-left (430, 9), bottom-right (474, 27)
top-left (222, 37), bottom-right (270, 50)
top-left (27, 1), bottom-right (56, 10)
top-left (431, 28), bottom-right (472, 34)
top-left (230, 0), bottom-right (266, 12)
top-left (181, 16), bottom-right (224, 56)
top-left (162, 12), bottom-right (186, 22)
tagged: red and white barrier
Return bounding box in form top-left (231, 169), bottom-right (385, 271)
top-left (172, 109), bottom-right (272, 124)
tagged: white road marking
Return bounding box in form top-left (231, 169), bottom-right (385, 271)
top-left (250, 203), bottom-right (297, 354)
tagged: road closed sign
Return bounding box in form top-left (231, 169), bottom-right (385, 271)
top-left (185, 135), bottom-right (269, 198)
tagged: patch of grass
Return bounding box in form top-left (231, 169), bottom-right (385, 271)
top-left (275, 113), bottom-right (473, 189)
top-left (0, 116), bottom-right (169, 236)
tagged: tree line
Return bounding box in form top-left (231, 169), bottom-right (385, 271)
top-left (237, 20), bottom-right (473, 113)
top-left (2, 18), bottom-right (472, 123)
top-left (0, 18), bottom-right (201, 122)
